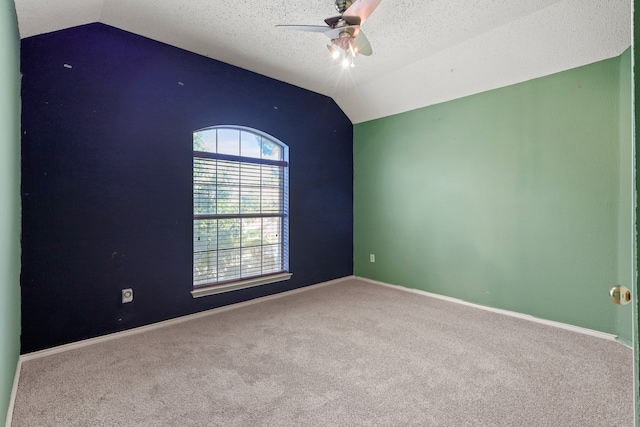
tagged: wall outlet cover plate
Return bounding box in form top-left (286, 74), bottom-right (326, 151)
top-left (122, 288), bottom-right (134, 303)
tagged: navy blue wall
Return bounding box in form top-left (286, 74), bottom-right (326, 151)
top-left (20, 23), bottom-right (353, 353)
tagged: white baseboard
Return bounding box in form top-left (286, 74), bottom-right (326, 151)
top-left (5, 358), bottom-right (21, 427)
top-left (355, 276), bottom-right (619, 343)
top-left (20, 276), bottom-right (355, 362)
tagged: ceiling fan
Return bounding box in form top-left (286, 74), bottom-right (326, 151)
top-left (277, 0), bottom-right (382, 68)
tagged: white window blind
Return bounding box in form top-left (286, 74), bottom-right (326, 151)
top-left (192, 127), bottom-right (290, 296)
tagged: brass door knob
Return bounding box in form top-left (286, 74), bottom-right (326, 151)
top-left (610, 286), bottom-right (631, 305)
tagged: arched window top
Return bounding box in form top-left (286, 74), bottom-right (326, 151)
top-left (193, 126), bottom-right (288, 162)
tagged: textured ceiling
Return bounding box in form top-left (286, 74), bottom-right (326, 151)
top-left (14, 0), bottom-right (631, 123)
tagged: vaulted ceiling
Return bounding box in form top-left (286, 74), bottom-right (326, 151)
top-left (14, 0), bottom-right (631, 123)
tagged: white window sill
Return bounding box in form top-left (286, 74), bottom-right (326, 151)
top-left (191, 272), bottom-right (293, 298)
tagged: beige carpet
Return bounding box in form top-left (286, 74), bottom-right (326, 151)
top-left (11, 278), bottom-right (633, 426)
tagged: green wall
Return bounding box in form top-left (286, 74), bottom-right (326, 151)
top-left (355, 53), bottom-right (632, 340)
top-left (0, 0), bottom-right (21, 424)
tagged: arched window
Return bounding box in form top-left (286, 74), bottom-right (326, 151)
top-left (192, 126), bottom-right (291, 297)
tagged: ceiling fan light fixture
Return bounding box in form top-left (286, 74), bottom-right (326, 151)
top-left (276, 0), bottom-right (382, 67)
top-left (327, 44), bottom-right (340, 59)
top-left (341, 50), bottom-right (355, 68)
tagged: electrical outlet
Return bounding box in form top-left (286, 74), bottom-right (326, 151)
top-left (122, 288), bottom-right (134, 303)
top-left (370, 254), bottom-right (375, 263)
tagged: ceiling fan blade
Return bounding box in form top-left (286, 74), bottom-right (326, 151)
top-left (276, 25), bottom-right (331, 34)
top-left (353, 30), bottom-right (373, 56)
top-left (326, 15), bottom-right (361, 27)
top-left (323, 25), bottom-right (358, 40)
top-left (324, 16), bottom-right (341, 27)
top-left (343, 0), bottom-right (382, 24)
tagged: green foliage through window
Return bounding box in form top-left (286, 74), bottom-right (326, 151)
top-left (193, 126), bottom-right (289, 287)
